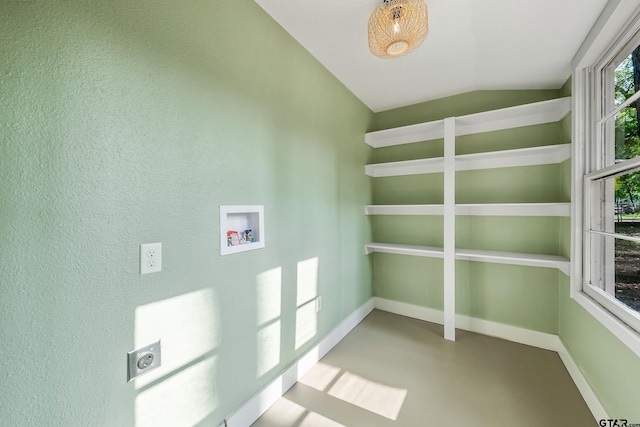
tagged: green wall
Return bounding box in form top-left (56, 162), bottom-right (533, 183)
top-left (559, 276), bottom-right (640, 420)
top-left (371, 90), bottom-right (568, 334)
top-left (0, 1), bottom-right (372, 426)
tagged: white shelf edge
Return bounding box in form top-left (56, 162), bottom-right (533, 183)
top-left (365, 119), bottom-right (445, 148)
top-left (455, 144), bottom-right (571, 172)
top-left (455, 97), bottom-right (571, 137)
top-left (365, 243), bottom-right (444, 258)
top-left (455, 248), bottom-right (570, 276)
top-left (365, 144), bottom-right (570, 178)
top-left (365, 203), bottom-right (570, 216)
top-left (455, 203), bottom-right (571, 217)
top-left (364, 97), bottom-right (571, 148)
top-left (365, 157), bottom-right (444, 177)
top-left (365, 242), bottom-right (570, 275)
top-left (365, 205), bottom-right (445, 215)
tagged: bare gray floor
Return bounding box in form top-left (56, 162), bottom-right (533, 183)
top-left (252, 310), bottom-right (595, 427)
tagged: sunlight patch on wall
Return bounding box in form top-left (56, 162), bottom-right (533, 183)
top-left (134, 288), bottom-right (221, 387)
top-left (328, 372), bottom-right (407, 420)
top-left (296, 258), bottom-right (318, 306)
top-left (295, 300), bottom-right (318, 350)
top-left (256, 267), bottom-right (282, 325)
top-left (257, 320), bottom-right (281, 376)
top-left (298, 362), bottom-right (341, 392)
top-left (256, 267), bottom-right (283, 377)
top-left (135, 356), bottom-right (217, 427)
top-left (296, 258), bottom-right (319, 350)
top-left (133, 289), bottom-right (220, 426)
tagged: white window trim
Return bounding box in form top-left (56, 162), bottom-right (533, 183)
top-left (572, 0), bottom-right (640, 358)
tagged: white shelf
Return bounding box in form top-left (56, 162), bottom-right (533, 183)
top-left (455, 144), bottom-right (570, 172)
top-left (365, 243), bottom-right (569, 275)
top-left (365, 144), bottom-right (570, 177)
top-left (364, 97), bottom-right (571, 148)
top-left (455, 97), bottom-right (571, 137)
top-left (365, 203), bottom-right (570, 217)
top-left (365, 204), bottom-right (444, 215)
top-left (365, 119), bottom-right (445, 148)
top-left (365, 242), bottom-right (444, 258)
top-left (455, 203), bottom-right (571, 216)
top-left (365, 156), bottom-right (444, 177)
top-left (455, 248), bottom-right (570, 276)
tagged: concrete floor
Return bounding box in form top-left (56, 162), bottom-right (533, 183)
top-left (252, 310), bottom-right (595, 427)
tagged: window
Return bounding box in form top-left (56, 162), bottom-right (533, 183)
top-left (584, 36), bottom-right (640, 333)
top-left (574, 3), bottom-right (640, 355)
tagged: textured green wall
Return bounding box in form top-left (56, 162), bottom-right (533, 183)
top-left (0, 1), bottom-right (372, 426)
top-left (371, 90), bottom-right (567, 333)
top-left (559, 277), bottom-right (640, 420)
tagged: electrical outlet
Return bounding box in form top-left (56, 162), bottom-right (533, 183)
top-left (127, 340), bottom-right (161, 382)
top-left (140, 243), bottom-right (162, 274)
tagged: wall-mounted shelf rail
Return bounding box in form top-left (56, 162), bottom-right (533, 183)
top-left (365, 243), bottom-right (570, 275)
top-left (365, 242), bottom-right (444, 258)
top-left (365, 144), bottom-right (570, 177)
top-left (365, 119), bottom-right (445, 148)
top-left (365, 157), bottom-right (443, 177)
top-left (364, 97), bottom-right (571, 148)
top-left (365, 203), bottom-right (570, 217)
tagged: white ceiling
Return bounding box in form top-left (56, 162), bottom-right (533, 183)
top-left (255, 0), bottom-right (609, 112)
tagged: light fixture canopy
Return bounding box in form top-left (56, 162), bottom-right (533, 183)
top-left (368, 0), bottom-right (429, 59)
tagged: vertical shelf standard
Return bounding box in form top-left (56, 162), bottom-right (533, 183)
top-left (443, 118), bottom-right (456, 341)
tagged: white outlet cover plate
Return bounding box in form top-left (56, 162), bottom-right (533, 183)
top-left (127, 340), bottom-right (162, 382)
top-left (140, 242), bottom-right (162, 274)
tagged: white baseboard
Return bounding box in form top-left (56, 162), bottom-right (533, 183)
top-left (373, 297), bottom-right (558, 350)
top-left (555, 338), bottom-right (609, 421)
top-left (373, 297), bottom-right (608, 421)
top-left (225, 298), bottom-right (375, 427)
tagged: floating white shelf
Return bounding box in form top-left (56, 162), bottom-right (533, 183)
top-left (365, 203), bottom-right (571, 217)
top-left (365, 242), bottom-right (444, 258)
top-left (456, 203), bottom-right (570, 217)
top-left (455, 97), bottom-right (571, 137)
top-left (365, 243), bottom-right (570, 275)
top-left (365, 156), bottom-right (444, 177)
top-left (365, 204), bottom-right (444, 215)
top-left (455, 144), bottom-right (571, 172)
top-left (365, 144), bottom-right (570, 177)
top-left (455, 248), bottom-right (570, 276)
top-left (364, 97), bottom-right (571, 148)
top-left (365, 119), bottom-right (445, 148)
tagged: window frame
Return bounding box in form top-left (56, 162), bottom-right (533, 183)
top-left (572, 0), bottom-right (640, 358)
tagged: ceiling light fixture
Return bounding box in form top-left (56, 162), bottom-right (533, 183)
top-left (368, 0), bottom-right (429, 59)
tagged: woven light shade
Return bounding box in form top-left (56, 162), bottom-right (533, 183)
top-left (368, 0), bottom-right (428, 59)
